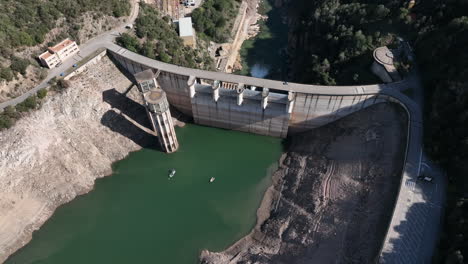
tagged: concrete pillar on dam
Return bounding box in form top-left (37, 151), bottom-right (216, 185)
top-left (287, 91), bottom-right (295, 114)
top-left (212, 80), bottom-right (220, 102)
top-left (237, 84), bottom-right (244, 106)
top-left (262, 88), bottom-right (269, 109)
top-left (135, 69), bottom-right (179, 153)
top-left (188, 76), bottom-right (196, 99)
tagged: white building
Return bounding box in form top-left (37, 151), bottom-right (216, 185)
top-left (39, 39), bottom-right (80, 68)
top-left (178, 17), bottom-right (196, 48)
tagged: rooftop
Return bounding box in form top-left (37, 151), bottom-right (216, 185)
top-left (49, 39), bottom-right (75, 53)
top-left (145, 90), bottom-right (165, 104)
top-left (134, 69), bottom-right (155, 82)
top-left (374, 46), bottom-right (395, 66)
top-left (179, 17), bottom-right (194, 37)
top-left (39, 51), bottom-right (54, 60)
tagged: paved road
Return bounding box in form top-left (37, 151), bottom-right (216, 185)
top-left (379, 46), bottom-right (446, 263)
top-left (0, 0), bottom-right (140, 110)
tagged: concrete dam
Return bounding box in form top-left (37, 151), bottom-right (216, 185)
top-left (107, 43), bottom-right (413, 139)
top-left (103, 42), bottom-right (428, 263)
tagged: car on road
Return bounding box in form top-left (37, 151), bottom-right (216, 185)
top-left (183, 0), bottom-right (195, 6)
top-left (417, 174), bottom-right (434, 183)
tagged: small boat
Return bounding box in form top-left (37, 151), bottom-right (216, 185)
top-left (168, 169), bottom-right (176, 178)
top-left (209, 177), bottom-right (215, 183)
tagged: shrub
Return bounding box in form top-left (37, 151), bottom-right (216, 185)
top-left (58, 79), bottom-right (71, 89)
top-left (16, 95), bottom-right (38, 112)
top-left (117, 33), bottom-right (140, 53)
top-left (0, 113), bottom-right (13, 130)
top-left (3, 106), bottom-right (19, 119)
top-left (37, 88), bottom-right (47, 99)
top-left (0, 68), bottom-right (14, 82)
top-left (10, 57), bottom-right (30, 75)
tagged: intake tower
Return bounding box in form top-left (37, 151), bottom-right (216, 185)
top-left (135, 69), bottom-right (179, 153)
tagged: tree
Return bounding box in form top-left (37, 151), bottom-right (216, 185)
top-left (37, 88), bottom-right (47, 99)
top-left (10, 57), bottom-right (30, 75)
top-left (16, 95), bottom-right (38, 112)
top-left (0, 68), bottom-right (13, 82)
top-left (117, 33), bottom-right (140, 53)
top-left (141, 42), bottom-right (156, 59)
top-left (3, 106), bottom-right (19, 119)
top-left (0, 113), bottom-right (13, 130)
top-left (159, 51), bottom-right (171, 63)
top-left (373, 5), bottom-right (390, 19)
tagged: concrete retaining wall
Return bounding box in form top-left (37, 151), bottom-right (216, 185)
top-left (64, 49), bottom-right (107, 81)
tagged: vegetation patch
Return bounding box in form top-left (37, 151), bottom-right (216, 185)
top-left (0, 0), bottom-right (130, 49)
top-left (116, 3), bottom-right (213, 69)
top-left (192, 0), bottom-right (242, 43)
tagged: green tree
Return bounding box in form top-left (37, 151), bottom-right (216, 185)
top-left (10, 57), bottom-right (30, 75)
top-left (3, 106), bottom-right (19, 119)
top-left (0, 113), bottom-right (13, 130)
top-left (37, 88), bottom-right (47, 99)
top-left (16, 95), bottom-right (38, 112)
top-left (117, 33), bottom-right (140, 53)
top-left (141, 42), bottom-right (156, 59)
top-left (0, 68), bottom-right (14, 81)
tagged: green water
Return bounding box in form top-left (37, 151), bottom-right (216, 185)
top-left (7, 124), bottom-right (282, 264)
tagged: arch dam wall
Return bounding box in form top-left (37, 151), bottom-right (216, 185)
top-left (107, 43), bottom-right (407, 138)
top-left (103, 43), bottom-right (423, 262)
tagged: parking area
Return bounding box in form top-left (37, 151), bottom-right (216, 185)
top-left (179, 0), bottom-right (203, 17)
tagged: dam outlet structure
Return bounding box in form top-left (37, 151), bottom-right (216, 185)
top-left (135, 69), bottom-right (179, 153)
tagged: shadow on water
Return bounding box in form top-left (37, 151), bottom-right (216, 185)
top-left (236, 0), bottom-right (289, 81)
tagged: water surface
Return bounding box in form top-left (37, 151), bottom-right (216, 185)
top-left (7, 124), bottom-right (282, 264)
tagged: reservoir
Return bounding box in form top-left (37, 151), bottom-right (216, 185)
top-left (6, 124), bottom-right (282, 264)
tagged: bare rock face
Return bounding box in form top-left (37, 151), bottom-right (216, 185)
top-left (200, 103), bottom-right (408, 264)
top-left (0, 57), bottom-right (152, 262)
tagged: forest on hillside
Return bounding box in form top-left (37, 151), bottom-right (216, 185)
top-left (116, 3), bottom-right (213, 69)
top-left (191, 0), bottom-right (242, 42)
top-left (0, 0), bottom-right (130, 49)
top-left (0, 0), bottom-right (130, 83)
top-left (286, 0), bottom-right (467, 263)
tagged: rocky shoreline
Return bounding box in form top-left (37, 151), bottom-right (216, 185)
top-left (200, 103), bottom-right (408, 264)
top-left (0, 57), bottom-right (154, 263)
